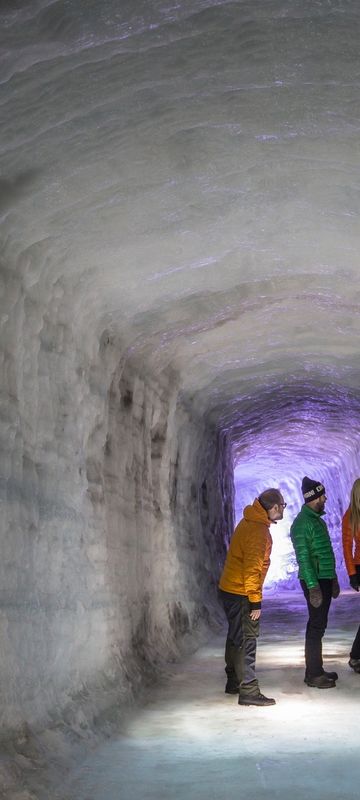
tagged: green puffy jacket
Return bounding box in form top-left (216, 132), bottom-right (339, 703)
top-left (290, 504), bottom-right (336, 588)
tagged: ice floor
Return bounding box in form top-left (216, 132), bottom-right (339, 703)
top-left (62, 593), bottom-right (360, 800)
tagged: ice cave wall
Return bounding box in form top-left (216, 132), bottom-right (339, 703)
top-left (1, 0), bottom-right (360, 745)
top-left (0, 270), bottom-right (234, 735)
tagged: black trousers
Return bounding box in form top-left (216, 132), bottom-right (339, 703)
top-left (300, 578), bottom-right (332, 678)
top-left (350, 565), bottom-right (360, 659)
top-left (219, 589), bottom-right (260, 692)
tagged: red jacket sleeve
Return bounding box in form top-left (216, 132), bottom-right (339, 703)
top-left (342, 510), bottom-right (355, 576)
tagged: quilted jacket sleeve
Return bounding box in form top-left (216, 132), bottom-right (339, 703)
top-left (243, 527), bottom-right (269, 608)
top-left (290, 518), bottom-right (319, 588)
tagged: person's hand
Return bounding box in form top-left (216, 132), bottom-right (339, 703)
top-left (332, 575), bottom-right (340, 599)
top-left (250, 609), bottom-right (261, 621)
top-left (309, 585), bottom-right (323, 608)
top-left (349, 574), bottom-right (360, 592)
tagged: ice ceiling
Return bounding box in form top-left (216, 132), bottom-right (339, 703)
top-left (2, 0), bottom-right (360, 573)
top-left (3, 1), bottom-right (360, 768)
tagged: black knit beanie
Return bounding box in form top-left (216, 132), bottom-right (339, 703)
top-left (302, 476), bottom-right (325, 503)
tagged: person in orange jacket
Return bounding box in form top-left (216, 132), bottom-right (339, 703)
top-left (218, 488), bottom-right (286, 706)
top-left (342, 478), bottom-right (360, 673)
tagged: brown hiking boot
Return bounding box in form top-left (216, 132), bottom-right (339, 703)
top-left (238, 692), bottom-right (276, 706)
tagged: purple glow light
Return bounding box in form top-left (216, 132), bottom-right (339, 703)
top-left (232, 389), bottom-right (360, 590)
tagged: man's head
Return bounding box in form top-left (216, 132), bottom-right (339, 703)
top-left (258, 488), bottom-right (286, 522)
top-left (302, 476), bottom-right (326, 513)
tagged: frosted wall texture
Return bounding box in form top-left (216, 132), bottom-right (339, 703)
top-left (1, 0), bottom-right (360, 746)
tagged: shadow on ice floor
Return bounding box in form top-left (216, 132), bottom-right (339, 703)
top-left (62, 592), bottom-right (360, 800)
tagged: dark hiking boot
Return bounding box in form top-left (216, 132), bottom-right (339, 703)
top-left (323, 671), bottom-right (338, 681)
top-left (238, 692), bottom-right (276, 706)
top-left (225, 681), bottom-right (239, 694)
top-left (304, 674), bottom-right (336, 688)
top-left (349, 658), bottom-right (360, 673)
top-left (304, 671), bottom-right (338, 683)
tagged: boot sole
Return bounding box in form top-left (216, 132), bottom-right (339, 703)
top-left (238, 699), bottom-right (276, 706)
top-left (304, 681), bottom-right (336, 688)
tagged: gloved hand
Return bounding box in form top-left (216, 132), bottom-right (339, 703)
top-left (332, 575), bottom-right (340, 598)
top-left (349, 574), bottom-right (360, 592)
top-left (309, 585), bottom-right (323, 608)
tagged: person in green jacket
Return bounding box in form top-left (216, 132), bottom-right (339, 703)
top-left (290, 476), bottom-right (340, 689)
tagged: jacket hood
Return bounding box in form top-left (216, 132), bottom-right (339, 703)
top-left (243, 499), bottom-right (271, 526)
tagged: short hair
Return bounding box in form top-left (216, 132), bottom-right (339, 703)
top-left (258, 488), bottom-right (282, 511)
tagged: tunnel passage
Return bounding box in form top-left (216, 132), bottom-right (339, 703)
top-left (231, 385), bottom-right (360, 590)
top-left (1, 2), bottom-right (360, 796)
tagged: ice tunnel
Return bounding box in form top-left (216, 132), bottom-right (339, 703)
top-left (1, 0), bottom-right (360, 796)
top-left (232, 386), bottom-right (360, 589)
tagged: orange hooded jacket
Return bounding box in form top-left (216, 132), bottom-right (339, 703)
top-left (219, 499), bottom-right (273, 607)
top-left (342, 507), bottom-right (360, 575)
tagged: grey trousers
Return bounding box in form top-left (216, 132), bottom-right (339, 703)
top-left (219, 589), bottom-right (260, 693)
